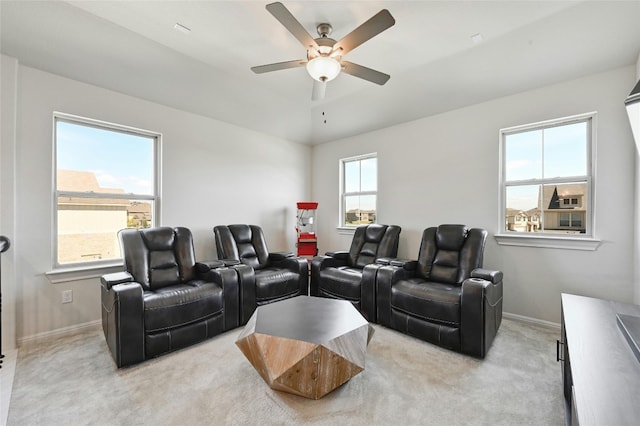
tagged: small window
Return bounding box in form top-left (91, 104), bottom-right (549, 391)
top-left (559, 213), bottom-right (583, 228)
top-left (54, 113), bottom-right (160, 268)
top-left (340, 153), bottom-right (377, 227)
top-left (500, 113), bottom-right (594, 237)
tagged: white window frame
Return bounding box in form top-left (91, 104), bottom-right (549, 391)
top-left (496, 112), bottom-right (600, 251)
top-left (51, 112), bottom-right (161, 273)
top-left (339, 153), bottom-right (378, 229)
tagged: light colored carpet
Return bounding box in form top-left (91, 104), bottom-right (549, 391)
top-left (8, 318), bottom-right (563, 425)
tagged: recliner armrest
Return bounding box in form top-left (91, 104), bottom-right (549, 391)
top-left (101, 281), bottom-right (144, 367)
top-left (195, 260), bottom-right (226, 273)
top-left (471, 268), bottom-right (503, 284)
top-left (270, 254), bottom-right (309, 277)
top-left (376, 263), bottom-right (419, 327)
top-left (101, 271), bottom-right (134, 290)
top-left (269, 252), bottom-right (294, 261)
top-left (310, 254), bottom-right (347, 273)
top-left (389, 258), bottom-right (418, 271)
top-left (325, 250), bottom-right (349, 260)
top-left (460, 272), bottom-right (504, 358)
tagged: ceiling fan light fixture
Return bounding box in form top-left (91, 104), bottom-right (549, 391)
top-left (306, 56), bottom-right (341, 82)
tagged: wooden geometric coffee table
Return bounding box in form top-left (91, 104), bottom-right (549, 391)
top-left (235, 296), bottom-right (374, 399)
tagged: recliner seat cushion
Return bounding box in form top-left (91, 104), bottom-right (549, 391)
top-left (254, 268), bottom-right (301, 301)
top-left (318, 267), bottom-right (363, 301)
top-left (143, 280), bottom-right (224, 332)
top-left (391, 279), bottom-right (462, 327)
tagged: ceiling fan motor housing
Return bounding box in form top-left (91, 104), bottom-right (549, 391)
top-left (316, 23), bottom-right (332, 37)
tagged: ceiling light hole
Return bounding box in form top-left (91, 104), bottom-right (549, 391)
top-left (470, 33), bottom-right (483, 45)
top-left (174, 23), bottom-right (191, 34)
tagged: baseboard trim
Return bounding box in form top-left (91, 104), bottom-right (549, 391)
top-left (18, 320), bottom-right (102, 347)
top-left (503, 311), bottom-right (560, 330)
top-left (15, 314), bottom-right (559, 346)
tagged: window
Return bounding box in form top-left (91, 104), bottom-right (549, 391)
top-left (340, 153), bottom-right (377, 227)
top-left (559, 213), bottom-right (582, 228)
top-left (54, 113), bottom-right (160, 268)
top-left (562, 198), bottom-right (579, 206)
top-left (499, 113), bottom-right (595, 240)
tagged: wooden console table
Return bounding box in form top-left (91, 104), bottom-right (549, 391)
top-left (560, 293), bottom-right (640, 425)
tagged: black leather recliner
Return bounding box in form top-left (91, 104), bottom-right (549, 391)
top-left (310, 224), bottom-right (401, 322)
top-left (214, 224), bottom-right (309, 325)
top-left (376, 224), bottom-right (503, 358)
top-left (100, 227), bottom-right (239, 367)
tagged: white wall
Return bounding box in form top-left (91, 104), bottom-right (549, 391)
top-left (2, 58), bottom-right (636, 342)
top-left (1, 55), bottom-right (18, 351)
top-left (2, 60), bottom-right (310, 343)
top-left (634, 53), bottom-right (640, 305)
top-left (312, 65), bottom-right (637, 324)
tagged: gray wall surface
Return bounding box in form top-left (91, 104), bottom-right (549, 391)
top-left (2, 56), bottom-right (638, 346)
top-left (1, 59), bottom-right (310, 344)
top-left (312, 65), bottom-right (637, 324)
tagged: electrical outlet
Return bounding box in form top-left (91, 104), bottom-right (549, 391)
top-left (62, 289), bottom-right (73, 304)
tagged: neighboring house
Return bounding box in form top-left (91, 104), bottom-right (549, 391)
top-left (542, 184), bottom-right (587, 234)
top-left (127, 201), bottom-right (152, 228)
top-left (345, 209), bottom-right (376, 225)
top-left (57, 169), bottom-right (150, 263)
top-left (505, 184), bottom-right (587, 234)
top-left (505, 208), bottom-right (541, 232)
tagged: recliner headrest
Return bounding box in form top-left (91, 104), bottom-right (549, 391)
top-left (364, 224), bottom-right (387, 242)
top-left (435, 225), bottom-right (468, 251)
top-left (229, 224), bottom-right (252, 244)
top-left (141, 227), bottom-right (175, 250)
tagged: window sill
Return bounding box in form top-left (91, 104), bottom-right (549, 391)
top-left (46, 262), bottom-right (123, 284)
top-left (337, 227), bottom-right (357, 235)
top-left (494, 233), bottom-right (601, 251)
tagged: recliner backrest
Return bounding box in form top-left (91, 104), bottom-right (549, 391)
top-left (119, 227), bottom-right (196, 291)
top-left (214, 224), bottom-right (270, 270)
top-left (348, 224), bottom-right (401, 269)
top-left (416, 224), bottom-right (487, 285)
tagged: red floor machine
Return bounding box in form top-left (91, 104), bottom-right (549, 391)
top-left (296, 202), bottom-right (318, 260)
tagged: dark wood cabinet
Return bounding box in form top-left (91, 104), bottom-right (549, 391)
top-left (560, 293), bottom-right (640, 425)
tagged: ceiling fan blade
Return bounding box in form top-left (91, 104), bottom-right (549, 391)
top-left (266, 2), bottom-right (319, 50)
top-left (251, 60), bottom-right (306, 74)
top-left (333, 9), bottom-right (395, 56)
top-left (341, 61), bottom-right (390, 85)
top-left (312, 80), bottom-right (326, 101)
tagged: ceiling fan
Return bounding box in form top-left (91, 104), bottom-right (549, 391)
top-left (251, 2), bottom-right (395, 101)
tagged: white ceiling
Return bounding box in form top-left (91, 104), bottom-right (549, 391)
top-left (1, 1), bottom-right (639, 144)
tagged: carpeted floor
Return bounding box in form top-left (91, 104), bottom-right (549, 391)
top-left (8, 318), bottom-right (563, 425)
